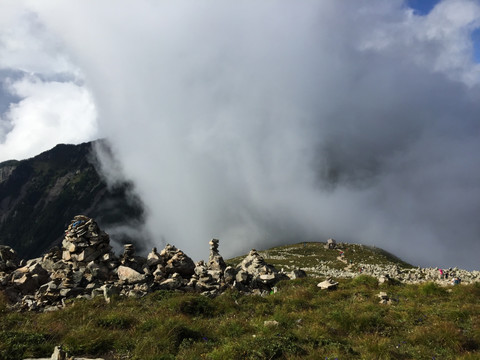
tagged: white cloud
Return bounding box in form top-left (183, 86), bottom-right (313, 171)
top-left (0, 2), bottom-right (98, 161)
top-left (0, 74), bottom-right (97, 161)
top-left (1, 0), bottom-right (480, 269)
top-left (359, 0), bottom-right (480, 86)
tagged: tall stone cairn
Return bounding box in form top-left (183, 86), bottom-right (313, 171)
top-left (62, 215), bottom-right (112, 264)
top-left (207, 238), bottom-right (226, 272)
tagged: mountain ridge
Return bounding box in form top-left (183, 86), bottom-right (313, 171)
top-left (0, 141), bottom-right (145, 258)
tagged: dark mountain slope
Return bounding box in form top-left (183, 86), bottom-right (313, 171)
top-left (0, 141), bottom-right (144, 258)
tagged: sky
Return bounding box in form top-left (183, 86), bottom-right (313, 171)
top-left (0, 0), bottom-right (480, 269)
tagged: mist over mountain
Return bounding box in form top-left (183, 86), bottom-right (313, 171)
top-left (0, 1), bottom-right (480, 269)
top-left (0, 141), bottom-right (147, 258)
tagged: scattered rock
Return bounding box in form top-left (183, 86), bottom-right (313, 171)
top-left (264, 320), bottom-right (279, 327)
top-left (286, 269), bottom-right (307, 280)
top-left (317, 278), bottom-right (338, 290)
top-left (0, 216), bottom-right (302, 312)
top-left (23, 344), bottom-right (105, 360)
top-left (377, 291), bottom-right (396, 305)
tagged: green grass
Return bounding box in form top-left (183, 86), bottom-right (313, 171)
top-left (227, 242), bottom-right (414, 275)
top-left (1, 277), bottom-right (479, 359)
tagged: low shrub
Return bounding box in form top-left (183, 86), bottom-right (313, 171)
top-left (177, 296), bottom-right (215, 317)
top-left (63, 332), bottom-right (116, 356)
top-left (0, 331), bottom-right (51, 360)
top-left (419, 282), bottom-right (448, 297)
top-left (351, 275), bottom-right (379, 289)
top-left (95, 314), bottom-right (136, 329)
top-left (170, 324), bottom-right (202, 348)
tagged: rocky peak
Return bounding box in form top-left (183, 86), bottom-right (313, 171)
top-left (0, 162), bottom-right (17, 184)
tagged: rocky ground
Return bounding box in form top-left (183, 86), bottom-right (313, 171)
top-left (0, 216), bottom-right (305, 313)
top-left (1, 216), bottom-right (478, 315)
top-left (251, 242), bottom-right (480, 286)
top-left (304, 250), bottom-right (480, 286)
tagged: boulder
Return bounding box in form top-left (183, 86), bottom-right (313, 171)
top-left (287, 269), bottom-right (307, 280)
top-left (117, 266), bottom-right (146, 284)
top-left (224, 266), bottom-right (236, 284)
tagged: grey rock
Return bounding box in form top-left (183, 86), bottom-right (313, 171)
top-left (264, 320), bottom-right (279, 327)
top-left (117, 266), bottom-right (146, 284)
top-left (317, 278), bottom-right (338, 290)
top-left (159, 273), bottom-right (183, 290)
top-left (163, 246), bottom-right (195, 278)
top-left (286, 269), bottom-right (307, 280)
top-left (224, 266), bottom-right (236, 284)
top-left (207, 238), bottom-right (226, 272)
top-left (147, 247), bottom-right (162, 267)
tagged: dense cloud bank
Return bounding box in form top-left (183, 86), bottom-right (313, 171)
top-left (1, 1), bottom-right (480, 269)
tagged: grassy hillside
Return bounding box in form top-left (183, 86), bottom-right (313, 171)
top-left (1, 276), bottom-right (479, 360)
top-left (0, 242), bottom-right (478, 360)
top-left (227, 242), bottom-right (414, 274)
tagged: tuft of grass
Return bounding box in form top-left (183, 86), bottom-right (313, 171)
top-left (350, 274), bottom-right (379, 289)
top-left (95, 314), bottom-right (136, 329)
top-left (0, 331), bottom-right (52, 360)
top-left (176, 295), bottom-right (215, 317)
top-left (419, 281), bottom-right (448, 297)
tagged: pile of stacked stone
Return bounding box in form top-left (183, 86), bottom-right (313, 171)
top-left (234, 249), bottom-right (290, 292)
top-left (190, 238), bottom-right (230, 295)
top-left (0, 215), bottom-right (299, 311)
top-left (62, 215), bottom-right (114, 266)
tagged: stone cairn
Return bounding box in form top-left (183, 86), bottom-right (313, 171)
top-left (0, 215), bottom-right (302, 312)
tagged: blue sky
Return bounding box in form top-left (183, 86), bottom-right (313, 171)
top-left (408, 0), bottom-right (480, 63)
top-left (472, 27), bottom-right (480, 62)
top-left (407, 0), bottom-right (441, 15)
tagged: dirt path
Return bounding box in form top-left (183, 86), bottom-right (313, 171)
top-left (336, 249), bottom-right (353, 271)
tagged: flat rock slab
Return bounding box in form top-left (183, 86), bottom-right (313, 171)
top-left (317, 279), bottom-right (339, 290)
